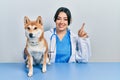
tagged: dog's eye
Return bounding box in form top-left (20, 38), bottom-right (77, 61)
top-left (34, 27), bottom-right (37, 30)
top-left (27, 27), bottom-right (30, 30)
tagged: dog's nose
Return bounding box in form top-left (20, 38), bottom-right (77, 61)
top-left (29, 33), bottom-right (33, 38)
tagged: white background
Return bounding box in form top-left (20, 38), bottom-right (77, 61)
top-left (0, 0), bottom-right (120, 62)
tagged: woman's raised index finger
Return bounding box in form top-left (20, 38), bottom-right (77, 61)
top-left (80, 23), bottom-right (85, 30)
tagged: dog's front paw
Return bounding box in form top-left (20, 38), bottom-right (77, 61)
top-left (42, 66), bottom-right (46, 73)
top-left (28, 71), bottom-right (33, 77)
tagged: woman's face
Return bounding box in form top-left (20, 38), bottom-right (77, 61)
top-left (55, 12), bottom-right (68, 32)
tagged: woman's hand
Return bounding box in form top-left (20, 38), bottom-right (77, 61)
top-left (78, 23), bottom-right (88, 38)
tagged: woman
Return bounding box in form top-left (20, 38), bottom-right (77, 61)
top-left (44, 7), bottom-right (91, 63)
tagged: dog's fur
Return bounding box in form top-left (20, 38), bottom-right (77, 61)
top-left (24, 16), bottom-right (48, 77)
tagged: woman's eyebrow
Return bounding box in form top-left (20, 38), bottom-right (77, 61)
top-left (57, 17), bottom-right (68, 19)
top-left (58, 16), bottom-right (67, 18)
top-left (63, 17), bottom-right (68, 18)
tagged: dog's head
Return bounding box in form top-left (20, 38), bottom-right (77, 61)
top-left (24, 16), bottom-right (44, 40)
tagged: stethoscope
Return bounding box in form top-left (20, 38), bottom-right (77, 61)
top-left (48, 28), bottom-right (71, 60)
top-left (48, 28), bottom-right (56, 60)
top-left (50, 28), bottom-right (70, 41)
top-left (50, 28), bottom-right (56, 41)
top-left (50, 28), bottom-right (71, 45)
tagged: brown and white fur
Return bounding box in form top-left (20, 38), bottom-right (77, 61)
top-left (24, 16), bottom-right (49, 77)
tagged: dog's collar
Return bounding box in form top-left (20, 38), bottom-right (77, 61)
top-left (30, 41), bottom-right (39, 46)
top-left (28, 39), bottom-right (39, 46)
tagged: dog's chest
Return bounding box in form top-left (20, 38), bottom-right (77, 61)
top-left (27, 42), bottom-right (46, 58)
top-left (28, 41), bottom-right (46, 51)
top-left (31, 51), bottom-right (43, 62)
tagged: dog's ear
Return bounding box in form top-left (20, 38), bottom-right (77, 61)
top-left (36, 16), bottom-right (43, 25)
top-left (24, 16), bottom-right (30, 25)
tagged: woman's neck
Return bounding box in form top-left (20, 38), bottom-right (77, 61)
top-left (56, 29), bottom-right (67, 41)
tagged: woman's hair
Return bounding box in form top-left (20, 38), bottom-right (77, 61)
top-left (54, 7), bottom-right (72, 25)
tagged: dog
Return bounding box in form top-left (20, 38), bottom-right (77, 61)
top-left (24, 16), bottom-right (49, 77)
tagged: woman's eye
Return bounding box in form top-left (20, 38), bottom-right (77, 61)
top-left (57, 18), bottom-right (61, 20)
top-left (64, 19), bottom-right (68, 21)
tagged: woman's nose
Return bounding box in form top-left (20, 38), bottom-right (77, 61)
top-left (60, 19), bottom-right (64, 23)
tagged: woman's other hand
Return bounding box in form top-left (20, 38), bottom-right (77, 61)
top-left (78, 23), bottom-right (88, 38)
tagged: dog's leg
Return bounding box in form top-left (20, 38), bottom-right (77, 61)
top-left (25, 59), bottom-right (29, 68)
top-left (24, 48), bottom-right (30, 68)
top-left (42, 53), bottom-right (47, 73)
top-left (47, 53), bottom-right (51, 65)
top-left (26, 59), bottom-right (29, 68)
top-left (28, 56), bottom-right (33, 77)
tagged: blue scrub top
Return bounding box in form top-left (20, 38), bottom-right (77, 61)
top-left (55, 30), bottom-right (71, 63)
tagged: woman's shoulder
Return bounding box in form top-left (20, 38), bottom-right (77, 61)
top-left (44, 28), bottom-right (55, 39)
top-left (44, 28), bottom-right (55, 34)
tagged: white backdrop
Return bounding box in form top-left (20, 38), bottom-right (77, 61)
top-left (0, 0), bottom-right (120, 62)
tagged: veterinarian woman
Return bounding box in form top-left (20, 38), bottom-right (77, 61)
top-left (44, 7), bottom-right (91, 63)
